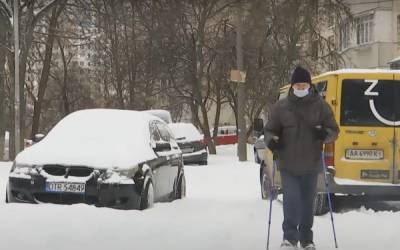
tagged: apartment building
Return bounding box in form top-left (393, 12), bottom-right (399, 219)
top-left (338, 0), bottom-right (400, 69)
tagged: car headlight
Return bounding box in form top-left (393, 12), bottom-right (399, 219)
top-left (100, 169), bottom-right (114, 180)
top-left (11, 162), bottom-right (36, 175)
top-left (113, 166), bottom-right (138, 178)
top-left (99, 166), bottom-right (138, 180)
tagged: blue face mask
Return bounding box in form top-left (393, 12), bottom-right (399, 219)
top-left (293, 87), bottom-right (310, 98)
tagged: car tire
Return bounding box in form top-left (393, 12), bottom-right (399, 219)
top-left (260, 168), bottom-right (277, 200)
top-left (140, 180), bottom-right (154, 210)
top-left (313, 192), bottom-right (330, 215)
top-left (199, 161), bottom-right (207, 166)
top-left (5, 184), bottom-right (14, 203)
top-left (254, 148), bottom-right (260, 164)
top-left (175, 174), bottom-right (186, 199)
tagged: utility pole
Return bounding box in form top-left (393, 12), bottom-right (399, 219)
top-left (236, 6), bottom-right (247, 161)
top-left (14, 0), bottom-right (20, 155)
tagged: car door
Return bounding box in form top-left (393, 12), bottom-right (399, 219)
top-left (149, 121), bottom-right (172, 200)
top-left (155, 122), bottom-right (180, 194)
top-left (335, 74), bottom-right (396, 183)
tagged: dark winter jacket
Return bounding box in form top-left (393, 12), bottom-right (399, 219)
top-left (264, 86), bottom-right (339, 175)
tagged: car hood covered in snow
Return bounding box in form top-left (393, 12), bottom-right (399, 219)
top-left (15, 109), bottom-right (159, 169)
top-left (168, 123), bottom-right (202, 143)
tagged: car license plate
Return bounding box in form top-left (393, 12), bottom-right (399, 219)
top-left (345, 149), bottom-right (384, 160)
top-left (181, 147), bottom-right (194, 153)
top-left (46, 182), bottom-right (85, 194)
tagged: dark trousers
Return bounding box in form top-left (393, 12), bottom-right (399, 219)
top-left (280, 169), bottom-right (318, 244)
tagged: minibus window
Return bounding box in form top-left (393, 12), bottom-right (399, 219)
top-left (340, 79), bottom-right (398, 127)
top-left (315, 81), bottom-right (327, 99)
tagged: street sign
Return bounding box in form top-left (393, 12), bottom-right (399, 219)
top-left (230, 70), bottom-right (246, 83)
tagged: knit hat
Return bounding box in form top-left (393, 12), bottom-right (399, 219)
top-left (291, 66), bottom-right (311, 85)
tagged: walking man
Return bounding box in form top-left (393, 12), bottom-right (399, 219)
top-left (264, 66), bottom-right (339, 250)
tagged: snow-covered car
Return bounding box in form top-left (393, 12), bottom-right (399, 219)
top-left (168, 123), bottom-right (208, 165)
top-left (6, 109), bottom-right (186, 210)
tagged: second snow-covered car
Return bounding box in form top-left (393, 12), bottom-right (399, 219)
top-left (6, 109), bottom-right (186, 210)
top-left (168, 123), bottom-right (208, 165)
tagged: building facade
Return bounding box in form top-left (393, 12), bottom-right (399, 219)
top-left (339, 0), bottom-right (400, 69)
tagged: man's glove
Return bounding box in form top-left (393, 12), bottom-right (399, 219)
top-left (314, 125), bottom-right (328, 141)
top-left (267, 136), bottom-right (283, 152)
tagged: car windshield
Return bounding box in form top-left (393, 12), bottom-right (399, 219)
top-left (169, 123), bottom-right (202, 141)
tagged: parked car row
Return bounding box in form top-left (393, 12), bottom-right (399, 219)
top-left (7, 109), bottom-right (213, 210)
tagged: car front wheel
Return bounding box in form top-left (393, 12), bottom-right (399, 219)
top-left (175, 174), bottom-right (186, 199)
top-left (199, 161), bottom-right (207, 166)
top-left (313, 192), bottom-right (331, 215)
top-left (5, 183), bottom-right (15, 203)
top-left (260, 169), bottom-right (277, 200)
top-left (254, 148), bottom-right (260, 163)
top-left (140, 180), bottom-right (154, 210)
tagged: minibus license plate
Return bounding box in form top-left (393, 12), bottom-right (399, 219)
top-left (345, 149), bottom-right (383, 160)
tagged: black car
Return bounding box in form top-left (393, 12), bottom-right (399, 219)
top-left (169, 123), bottom-right (208, 165)
top-left (6, 109), bottom-right (186, 210)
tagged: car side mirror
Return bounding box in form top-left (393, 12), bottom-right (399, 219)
top-left (154, 142), bottom-right (171, 152)
top-left (253, 118), bottom-right (264, 133)
top-left (33, 133), bottom-right (45, 143)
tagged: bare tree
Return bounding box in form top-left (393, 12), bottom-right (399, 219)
top-left (30, 3), bottom-right (65, 137)
top-left (0, 3), bottom-right (12, 160)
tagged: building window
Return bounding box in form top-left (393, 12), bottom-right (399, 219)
top-left (340, 22), bottom-right (350, 50)
top-left (397, 15), bottom-right (400, 50)
top-left (356, 14), bottom-right (373, 45)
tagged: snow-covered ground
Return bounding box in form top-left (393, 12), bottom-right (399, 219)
top-left (0, 145), bottom-right (400, 250)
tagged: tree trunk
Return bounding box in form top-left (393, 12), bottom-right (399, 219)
top-left (124, 3), bottom-right (136, 110)
top-left (8, 51), bottom-right (15, 160)
top-left (57, 38), bottom-right (70, 116)
top-left (0, 15), bottom-right (7, 160)
top-left (31, 6), bottom-right (63, 138)
top-left (18, 6), bottom-right (35, 149)
top-left (110, 1), bottom-right (125, 109)
top-left (0, 67), bottom-right (5, 161)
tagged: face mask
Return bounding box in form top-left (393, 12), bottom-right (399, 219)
top-left (293, 87), bottom-right (310, 98)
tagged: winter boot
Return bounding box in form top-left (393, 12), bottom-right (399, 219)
top-left (280, 239), bottom-right (297, 250)
top-left (300, 241), bottom-right (316, 250)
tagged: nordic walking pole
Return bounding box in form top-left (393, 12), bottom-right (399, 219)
top-left (321, 151), bottom-right (339, 248)
top-left (266, 158), bottom-right (276, 250)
